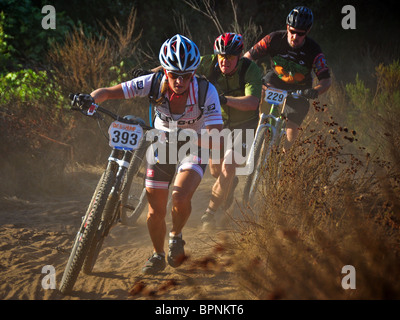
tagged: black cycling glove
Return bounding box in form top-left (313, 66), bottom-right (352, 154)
top-left (77, 94), bottom-right (95, 109)
top-left (219, 94), bottom-right (228, 105)
top-left (70, 93), bottom-right (94, 109)
top-left (302, 88), bottom-right (319, 99)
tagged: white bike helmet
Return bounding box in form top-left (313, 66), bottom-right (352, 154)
top-left (159, 34), bottom-right (200, 72)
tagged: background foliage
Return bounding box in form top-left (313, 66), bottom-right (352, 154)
top-left (1, 0), bottom-right (399, 194)
top-left (0, 0), bottom-right (399, 299)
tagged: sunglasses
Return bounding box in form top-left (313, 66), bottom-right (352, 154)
top-left (218, 54), bottom-right (238, 61)
top-left (167, 71), bottom-right (194, 81)
top-left (289, 29), bottom-right (307, 37)
top-left (288, 28), bottom-right (307, 36)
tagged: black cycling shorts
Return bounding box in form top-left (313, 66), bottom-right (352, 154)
top-left (145, 143), bottom-right (208, 190)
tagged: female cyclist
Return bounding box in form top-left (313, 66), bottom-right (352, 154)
top-left (88, 34), bottom-right (223, 274)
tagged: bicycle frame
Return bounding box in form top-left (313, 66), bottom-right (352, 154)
top-left (243, 89), bottom-right (303, 204)
top-left (245, 98), bottom-right (287, 175)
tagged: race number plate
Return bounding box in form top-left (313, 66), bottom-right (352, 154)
top-left (108, 121), bottom-right (143, 150)
top-left (265, 88), bottom-right (287, 105)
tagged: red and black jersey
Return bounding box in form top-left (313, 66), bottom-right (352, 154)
top-left (248, 30), bottom-right (330, 88)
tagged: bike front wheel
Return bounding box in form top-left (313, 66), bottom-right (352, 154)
top-left (120, 143), bottom-right (149, 226)
top-left (82, 191), bottom-right (119, 275)
top-left (59, 169), bottom-right (115, 295)
top-left (243, 126), bottom-right (271, 204)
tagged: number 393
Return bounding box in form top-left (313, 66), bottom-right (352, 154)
top-left (108, 121), bottom-right (143, 150)
top-left (112, 130), bottom-right (138, 146)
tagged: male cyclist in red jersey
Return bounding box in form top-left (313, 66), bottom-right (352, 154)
top-left (244, 6), bottom-right (331, 152)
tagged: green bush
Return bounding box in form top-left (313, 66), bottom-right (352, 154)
top-left (0, 69), bottom-right (65, 107)
top-left (0, 11), bottom-right (19, 73)
top-left (345, 60), bottom-right (400, 155)
top-left (1, 0), bottom-right (74, 66)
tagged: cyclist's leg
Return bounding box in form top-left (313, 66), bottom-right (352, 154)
top-left (282, 96), bottom-right (309, 152)
top-left (209, 151), bottom-right (238, 210)
top-left (146, 187), bottom-right (169, 254)
top-left (145, 161), bottom-right (176, 255)
top-left (283, 119), bottom-right (300, 152)
top-left (209, 158), bottom-right (222, 179)
top-left (203, 120), bottom-right (256, 224)
top-left (170, 164), bottom-right (204, 235)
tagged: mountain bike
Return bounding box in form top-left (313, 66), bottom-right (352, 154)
top-left (243, 87), bottom-right (303, 204)
top-left (59, 94), bottom-right (153, 295)
top-left (119, 138), bottom-right (150, 226)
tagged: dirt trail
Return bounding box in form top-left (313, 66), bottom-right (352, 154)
top-left (0, 166), bottom-right (244, 300)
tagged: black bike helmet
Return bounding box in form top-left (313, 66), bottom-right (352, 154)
top-left (286, 6), bottom-right (313, 31)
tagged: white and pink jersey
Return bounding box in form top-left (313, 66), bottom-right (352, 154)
top-left (121, 74), bottom-right (223, 133)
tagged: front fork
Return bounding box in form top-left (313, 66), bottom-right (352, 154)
top-left (245, 104), bottom-right (284, 173)
top-left (107, 148), bottom-right (133, 196)
top-left (100, 149), bottom-right (133, 232)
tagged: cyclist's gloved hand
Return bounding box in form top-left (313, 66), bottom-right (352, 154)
top-left (302, 88), bottom-right (319, 99)
top-left (131, 68), bottom-right (153, 78)
top-left (77, 93), bottom-right (95, 109)
top-left (219, 94), bottom-right (228, 105)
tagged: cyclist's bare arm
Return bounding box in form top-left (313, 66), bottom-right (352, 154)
top-left (243, 52), bottom-right (253, 60)
top-left (225, 95), bottom-right (259, 111)
top-left (151, 66), bottom-right (163, 73)
top-left (90, 84), bottom-right (125, 103)
top-left (314, 77), bottom-right (331, 96)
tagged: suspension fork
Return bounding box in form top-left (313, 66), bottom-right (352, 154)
top-left (101, 149), bottom-right (133, 226)
top-left (107, 149), bottom-right (133, 196)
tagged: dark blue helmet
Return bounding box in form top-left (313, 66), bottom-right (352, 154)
top-left (286, 6), bottom-right (313, 31)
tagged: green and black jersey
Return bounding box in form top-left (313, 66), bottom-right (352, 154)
top-left (197, 54), bottom-right (262, 128)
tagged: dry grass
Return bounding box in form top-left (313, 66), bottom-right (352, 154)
top-left (229, 99), bottom-right (400, 299)
top-left (47, 7), bottom-right (141, 94)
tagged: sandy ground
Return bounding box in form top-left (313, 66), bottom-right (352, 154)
top-left (0, 166), bottom-right (244, 300)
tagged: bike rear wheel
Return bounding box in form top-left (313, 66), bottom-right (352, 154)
top-left (120, 142), bottom-right (149, 226)
top-left (59, 169), bottom-right (115, 295)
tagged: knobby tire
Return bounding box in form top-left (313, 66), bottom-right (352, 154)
top-left (59, 169), bottom-right (115, 295)
top-left (243, 126), bottom-right (270, 204)
top-left (82, 189), bottom-right (119, 274)
top-left (120, 142), bottom-right (149, 226)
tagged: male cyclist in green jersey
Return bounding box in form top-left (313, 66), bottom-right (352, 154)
top-left (197, 32), bottom-right (262, 230)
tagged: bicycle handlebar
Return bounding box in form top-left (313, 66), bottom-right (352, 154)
top-left (69, 93), bottom-right (152, 130)
top-left (264, 85), bottom-right (313, 101)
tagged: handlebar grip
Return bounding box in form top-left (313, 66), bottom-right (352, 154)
top-left (69, 93), bottom-right (80, 108)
